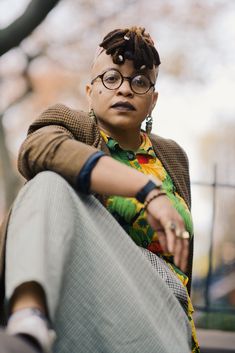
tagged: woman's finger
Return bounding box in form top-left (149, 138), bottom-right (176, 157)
top-left (164, 223), bottom-right (177, 254)
top-left (173, 237), bottom-right (183, 269)
top-left (157, 230), bottom-right (168, 253)
top-left (173, 231), bottom-right (190, 272)
top-left (179, 239), bottom-right (189, 272)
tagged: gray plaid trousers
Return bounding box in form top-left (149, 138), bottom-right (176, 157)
top-left (6, 171), bottom-right (191, 353)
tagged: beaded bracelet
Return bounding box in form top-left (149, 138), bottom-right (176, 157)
top-left (144, 191), bottom-right (167, 211)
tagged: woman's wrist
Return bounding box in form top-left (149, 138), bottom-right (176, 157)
top-left (135, 178), bottom-right (163, 204)
top-left (144, 190), bottom-right (167, 211)
top-left (89, 155), bottom-right (163, 199)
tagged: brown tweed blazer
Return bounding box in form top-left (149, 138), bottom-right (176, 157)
top-left (0, 104), bottom-right (193, 319)
top-left (18, 103), bottom-right (191, 207)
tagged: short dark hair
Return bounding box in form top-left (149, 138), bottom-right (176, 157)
top-left (99, 26), bottom-right (161, 70)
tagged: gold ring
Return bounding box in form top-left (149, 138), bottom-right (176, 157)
top-left (176, 231), bottom-right (190, 240)
top-left (175, 228), bottom-right (182, 237)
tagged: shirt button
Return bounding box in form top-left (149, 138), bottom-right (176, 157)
top-left (127, 152), bottom-right (135, 160)
top-left (142, 240), bottom-right (149, 247)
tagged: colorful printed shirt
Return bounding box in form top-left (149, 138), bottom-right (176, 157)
top-left (100, 130), bottom-right (200, 353)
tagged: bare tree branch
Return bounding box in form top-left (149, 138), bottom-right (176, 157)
top-left (0, 0), bottom-right (60, 56)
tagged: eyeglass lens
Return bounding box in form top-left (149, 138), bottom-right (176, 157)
top-left (102, 70), bottom-right (151, 94)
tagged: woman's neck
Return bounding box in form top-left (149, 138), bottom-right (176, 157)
top-left (99, 125), bottom-right (142, 151)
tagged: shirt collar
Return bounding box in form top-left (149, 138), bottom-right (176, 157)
top-left (100, 130), bottom-right (156, 158)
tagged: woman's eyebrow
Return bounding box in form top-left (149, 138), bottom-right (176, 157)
top-left (99, 67), bottom-right (119, 74)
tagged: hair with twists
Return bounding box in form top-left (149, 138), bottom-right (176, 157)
top-left (99, 26), bottom-right (161, 70)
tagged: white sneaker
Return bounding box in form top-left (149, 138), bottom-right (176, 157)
top-left (6, 309), bottom-right (56, 353)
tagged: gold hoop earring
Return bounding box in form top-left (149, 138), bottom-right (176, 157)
top-left (89, 108), bottom-right (97, 123)
top-left (145, 115), bottom-right (153, 135)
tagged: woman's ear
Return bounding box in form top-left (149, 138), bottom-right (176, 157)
top-left (86, 84), bottom-right (92, 106)
top-left (147, 91), bottom-right (158, 116)
top-left (151, 91), bottom-right (158, 111)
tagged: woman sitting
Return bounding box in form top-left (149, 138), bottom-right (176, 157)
top-left (0, 26), bottom-right (200, 353)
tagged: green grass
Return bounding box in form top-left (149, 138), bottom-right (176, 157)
top-left (196, 312), bottom-right (235, 331)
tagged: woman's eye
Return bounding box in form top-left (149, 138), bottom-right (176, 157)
top-left (134, 76), bottom-right (148, 87)
top-left (104, 72), bottom-right (119, 83)
top-left (105, 76), bottom-right (117, 82)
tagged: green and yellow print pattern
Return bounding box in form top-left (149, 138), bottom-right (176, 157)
top-left (100, 130), bottom-right (200, 352)
top-left (100, 130), bottom-right (193, 255)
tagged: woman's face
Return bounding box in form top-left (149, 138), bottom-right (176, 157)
top-left (86, 51), bottom-right (158, 133)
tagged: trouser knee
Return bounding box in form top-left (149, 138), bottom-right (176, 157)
top-left (20, 171), bottom-right (74, 206)
top-left (31, 171), bottom-right (70, 192)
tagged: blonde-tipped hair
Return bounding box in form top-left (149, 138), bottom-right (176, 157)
top-left (99, 26), bottom-right (161, 70)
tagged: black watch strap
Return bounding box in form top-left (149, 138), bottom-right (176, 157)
top-left (135, 180), bottom-right (162, 203)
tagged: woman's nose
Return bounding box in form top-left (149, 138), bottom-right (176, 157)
top-left (117, 78), bottom-right (134, 96)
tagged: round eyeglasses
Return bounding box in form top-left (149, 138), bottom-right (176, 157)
top-left (91, 69), bottom-right (155, 95)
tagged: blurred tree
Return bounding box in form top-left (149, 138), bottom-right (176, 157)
top-left (199, 122), bottom-right (235, 264)
top-left (0, 0), bottom-right (233, 221)
top-left (0, 114), bottom-right (20, 209)
top-left (192, 122), bottom-right (235, 330)
top-left (0, 0), bottom-right (60, 56)
top-left (0, 0), bottom-right (61, 214)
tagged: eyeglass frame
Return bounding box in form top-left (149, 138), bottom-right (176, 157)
top-left (90, 68), bottom-right (155, 95)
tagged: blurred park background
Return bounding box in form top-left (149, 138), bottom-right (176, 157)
top-left (0, 0), bottom-right (235, 338)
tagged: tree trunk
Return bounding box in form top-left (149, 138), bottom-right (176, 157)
top-left (0, 0), bottom-right (61, 212)
top-left (0, 116), bottom-right (21, 209)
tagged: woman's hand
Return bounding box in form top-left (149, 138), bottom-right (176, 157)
top-left (145, 190), bottom-right (189, 273)
top-left (89, 156), bottom-right (189, 272)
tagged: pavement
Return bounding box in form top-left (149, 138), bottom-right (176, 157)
top-left (197, 329), bottom-right (235, 353)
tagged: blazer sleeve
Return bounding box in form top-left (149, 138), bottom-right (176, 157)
top-left (18, 104), bottom-right (102, 187)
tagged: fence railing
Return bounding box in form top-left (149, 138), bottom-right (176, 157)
top-left (191, 165), bottom-right (235, 315)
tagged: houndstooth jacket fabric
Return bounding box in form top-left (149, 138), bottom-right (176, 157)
top-left (0, 104), bottom-right (194, 317)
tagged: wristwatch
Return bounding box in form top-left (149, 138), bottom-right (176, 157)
top-left (135, 179), bottom-right (162, 204)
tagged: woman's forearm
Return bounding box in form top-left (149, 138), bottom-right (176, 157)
top-left (90, 155), bottom-right (158, 197)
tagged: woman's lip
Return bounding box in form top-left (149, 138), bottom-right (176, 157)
top-left (111, 106), bottom-right (135, 111)
top-left (111, 102), bottom-right (136, 111)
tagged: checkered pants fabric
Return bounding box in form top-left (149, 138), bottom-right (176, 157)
top-left (6, 171), bottom-right (191, 353)
top-left (139, 248), bottom-right (189, 314)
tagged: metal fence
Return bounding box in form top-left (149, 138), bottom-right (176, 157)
top-left (192, 165), bottom-right (235, 316)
